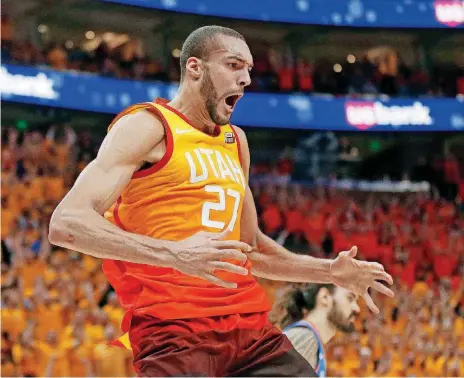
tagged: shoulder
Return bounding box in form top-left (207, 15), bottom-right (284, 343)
top-left (285, 326), bottom-right (318, 345)
top-left (230, 125), bottom-right (249, 152)
top-left (230, 125), bottom-right (250, 169)
top-left (231, 125), bottom-right (247, 142)
top-left (110, 106), bottom-right (164, 135)
top-left (99, 107), bottom-right (165, 166)
top-left (285, 327), bottom-right (319, 367)
top-left (108, 102), bottom-right (164, 132)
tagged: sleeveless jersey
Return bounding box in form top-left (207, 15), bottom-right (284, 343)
top-left (102, 98), bottom-right (270, 334)
top-left (283, 320), bottom-right (327, 377)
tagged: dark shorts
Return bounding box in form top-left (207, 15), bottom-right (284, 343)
top-left (129, 312), bottom-right (317, 377)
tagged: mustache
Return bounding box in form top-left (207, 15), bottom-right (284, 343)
top-left (223, 91), bottom-right (244, 98)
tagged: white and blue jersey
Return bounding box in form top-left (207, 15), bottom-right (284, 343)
top-left (283, 320), bottom-right (327, 377)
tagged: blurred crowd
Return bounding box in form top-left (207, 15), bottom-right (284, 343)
top-left (251, 134), bottom-right (464, 205)
top-left (315, 280), bottom-right (462, 377)
top-left (265, 278), bottom-right (464, 377)
top-left (1, 126), bottom-right (135, 377)
top-left (256, 183), bottom-right (464, 376)
top-left (253, 183), bottom-right (463, 284)
top-left (2, 13), bottom-right (464, 97)
top-left (1, 123), bottom-right (463, 377)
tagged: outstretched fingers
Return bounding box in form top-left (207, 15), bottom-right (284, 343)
top-left (372, 270), bottom-right (394, 285)
top-left (362, 292), bottom-right (379, 314)
top-left (371, 281), bottom-right (395, 298)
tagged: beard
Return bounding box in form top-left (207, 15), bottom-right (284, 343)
top-left (200, 67), bottom-right (229, 126)
top-left (327, 301), bottom-right (356, 333)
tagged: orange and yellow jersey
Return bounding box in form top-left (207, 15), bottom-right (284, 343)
top-left (103, 99), bottom-right (269, 333)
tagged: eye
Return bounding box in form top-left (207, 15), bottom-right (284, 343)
top-left (228, 62), bottom-right (238, 68)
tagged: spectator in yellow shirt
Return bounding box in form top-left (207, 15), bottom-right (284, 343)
top-left (1, 289), bottom-right (26, 342)
top-left (35, 330), bottom-right (72, 377)
top-left (103, 291), bottom-right (125, 330)
top-left (92, 327), bottom-right (133, 377)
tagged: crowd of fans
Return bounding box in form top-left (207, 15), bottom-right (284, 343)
top-left (317, 280), bottom-right (462, 376)
top-left (250, 134), bottom-right (464, 206)
top-left (0, 125), bottom-right (135, 377)
top-left (1, 121), bottom-right (463, 377)
top-left (2, 13), bottom-right (464, 97)
top-left (255, 182), bottom-right (464, 376)
top-left (265, 276), bottom-right (464, 377)
top-left (253, 182), bottom-right (463, 283)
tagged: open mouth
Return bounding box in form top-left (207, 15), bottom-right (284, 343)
top-left (224, 94), bottom-right (241, 110)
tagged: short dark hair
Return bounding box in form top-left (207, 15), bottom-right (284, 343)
top-left (179, 25), bottom-right (245, 81)
top-left (270, 283), bottom-right (336, 329)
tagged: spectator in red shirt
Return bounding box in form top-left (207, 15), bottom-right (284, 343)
top-left (296, 59), bottom-right (313, 92)
top-left (303, 203), bottom-right (327, 247)
top-left (260, 200), bottom-right (283, 239)
top-left (433, 249), bottom-right (458, 279)
top-left (280, 197), bottom-right (305, 249)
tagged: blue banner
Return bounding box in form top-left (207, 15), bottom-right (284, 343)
top-left (2, 64), bottom-right (464, 131)
top-left (100, 0), bottom-right (464, 29)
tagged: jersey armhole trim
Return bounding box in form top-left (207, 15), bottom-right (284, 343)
top-left (107, 103), bottom-right (150, 132)
top-left (131, 105), bottom-right (174, 179)
top-left (113, 196), bottom-right (127, 231)
top-left (230, 125), bottom-right (243, 168)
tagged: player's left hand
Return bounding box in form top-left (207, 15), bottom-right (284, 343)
top-left (329, 246), bottom-right (394, 314)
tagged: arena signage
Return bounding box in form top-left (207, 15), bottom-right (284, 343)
top-left (345, 101), bottom-right (433, 130)
top-left (0, 66), bottom-right (59, 100)
top-left (434, 0), bottom-right (464, 27)
top-left (101, 0), bottom-right (464, 28)
top-left (2, 64), bottom-right (463, 132)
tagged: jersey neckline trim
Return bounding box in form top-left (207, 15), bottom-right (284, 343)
top-left (155, 98), bottom-right (221, 138)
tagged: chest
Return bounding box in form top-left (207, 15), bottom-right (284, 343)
top-left (140, 138), bottom-right (245, 190)
top-left (180, 144), bottom-right (245, 189)
top-left (140, 131), bottom-right (244, 183)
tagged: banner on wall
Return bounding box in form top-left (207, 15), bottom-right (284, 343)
top-left (2, 64), bottom-right (464, 131)
top-left (100, 0), bottom-right (464, 28)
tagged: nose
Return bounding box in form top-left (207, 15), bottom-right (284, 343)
top-left (238, 69), bottom-right (251, 87)
top-left (354, 302), bottom-right (360, 314)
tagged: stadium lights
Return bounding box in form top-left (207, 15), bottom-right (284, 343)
top-left (347, 54), bottom-right (356, 63)
top-left (65, 40), bottom-right (74, 49)
top-left (85, 31), bottom-right (96, 40)
top-left (333, 64), bottom-right (342, 73)
top-left (37, 24), bottom-right (48, 33)
top-left (172, 48), bottom-right (181, 58)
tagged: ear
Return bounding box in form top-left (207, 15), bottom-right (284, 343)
top-left (317, 287), bottom-right (333, 309)
top-left (185, 57), bottom-right (203, 80)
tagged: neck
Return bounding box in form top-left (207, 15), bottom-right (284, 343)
top-left (305, 309), bottom-right (336, 345)
top-left (168, 83), bottom-right (217, 134)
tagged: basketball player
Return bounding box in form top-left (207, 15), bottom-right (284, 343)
top-left (49, 25), bottom-right (394, 376)
top-left (272, 283), bottom-right (360, 376)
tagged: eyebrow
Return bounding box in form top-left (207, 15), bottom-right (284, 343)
top-left (226, 55), bottom-right (254, 70)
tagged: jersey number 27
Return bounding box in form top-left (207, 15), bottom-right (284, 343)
top-left (201, 185), bottom-right (241, 231)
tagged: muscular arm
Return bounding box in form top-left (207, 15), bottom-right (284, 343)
top-left (235, 126), bottom-right (394, 312)
top-left (235, 127), bottom-right (332, 283)
top-left (48, 110), bottom-right (175, 266)
top-left (49, 111), bottom-right (250, 288)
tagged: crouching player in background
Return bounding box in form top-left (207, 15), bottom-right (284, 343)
top-left (271, 283), bottom-right (360, 376)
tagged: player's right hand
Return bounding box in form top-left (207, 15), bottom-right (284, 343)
top-left (171, 228), bottom-right (251, 289)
